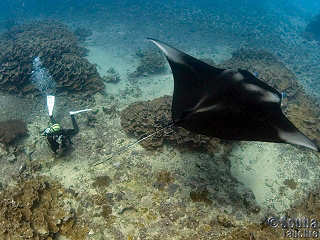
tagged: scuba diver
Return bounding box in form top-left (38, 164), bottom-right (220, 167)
top-left (43, 113), bottom-right (79, 154)
top-left (42, 95), bottom-right (91, 154)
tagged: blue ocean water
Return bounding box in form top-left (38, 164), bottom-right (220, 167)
top-left (0, 1), bottom-right (320, 239)
top-left (1, 1), bottom-right (320, 96)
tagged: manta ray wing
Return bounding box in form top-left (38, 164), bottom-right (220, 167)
top-left (148, 38), bottom-right (225, 122)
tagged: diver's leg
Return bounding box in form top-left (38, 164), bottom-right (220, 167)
top-left (46, 136), bottom-right (58, 153)
top-left (70, 114), bottom-right (79, 135)
top-left (67, 108), bottom-right (92, 135)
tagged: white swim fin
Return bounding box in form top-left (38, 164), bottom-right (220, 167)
top-left (69, 109), bottom-right (92, 115)
top-left (47, 95), bottom-right (55, 116)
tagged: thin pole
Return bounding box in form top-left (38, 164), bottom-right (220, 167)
top-left (91, 122), bottom-right (176, 166)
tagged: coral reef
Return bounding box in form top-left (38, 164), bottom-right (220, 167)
top-left (102, 67), bottom-right (121, 84)
top-left (120, 95), bottom-right (229, 151)
top-left (0, 20), bottom-right (104, 97)
top-left (0, 119), bottom-right (27, 146)
top-left (220, 48), bottom-right (300, 98)
top-left (129, 48), bottom-right (167, 78)
top-left (0, 176), bottom-right (88, 240)
top-left (73, 27), bottom-right (93, 42)
top-left (305, 13), bottom-right (320, 41)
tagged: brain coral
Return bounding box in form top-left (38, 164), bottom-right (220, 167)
top-left (0, 20), bottom-right (104, 97)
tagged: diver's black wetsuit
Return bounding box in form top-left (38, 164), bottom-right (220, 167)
top-left (45, 115), bottom-right (79, 154)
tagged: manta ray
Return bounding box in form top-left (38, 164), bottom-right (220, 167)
top-left (92, 38), bottom-right (319, 166)
top-left (148, 38), bottom-right (319, 152)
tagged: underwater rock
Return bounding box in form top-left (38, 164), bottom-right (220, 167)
top-left (102, 67), bottom-right (121, 84)
top-left (0, 119), bottom-right (27, 146)
top-left (0, 20), bottom-right (104, 97)
top-left (129, 48), bottom-right (166, 79)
